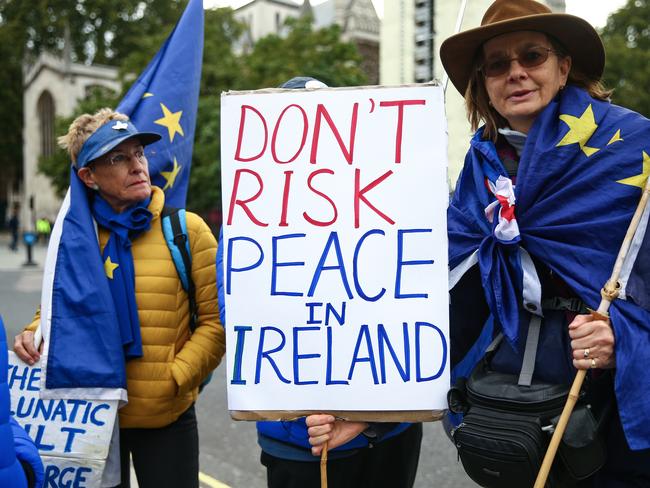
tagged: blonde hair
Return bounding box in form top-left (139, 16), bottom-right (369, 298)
top-left (58, 108), bottom-right (129, 166)
top-left (465, 34), bottom-right (613, 142)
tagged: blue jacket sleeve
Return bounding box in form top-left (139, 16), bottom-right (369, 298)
top-left (11, 417), bottom-right (44, 488)
top-left (216, 227), bottom-right (226, 326)
top-left (1, 314), bottom-right (35, 488)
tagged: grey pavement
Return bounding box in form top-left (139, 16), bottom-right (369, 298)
top-left (0, 232), bottom-right (48, 270)
top-left (0, 232), bottom-right (48, 331)
top-left (0, 230), bottom-right (477, 488)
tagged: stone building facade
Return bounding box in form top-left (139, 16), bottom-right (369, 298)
top-left (381, 0), bottom-right (566, 188)
top-left (20, 54), bottom-right (119, 226)
top-left (234, 0), bottom-right (380, 84)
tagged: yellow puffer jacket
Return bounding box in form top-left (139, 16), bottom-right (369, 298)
top-left (27, 187), bottom-right (225, 429)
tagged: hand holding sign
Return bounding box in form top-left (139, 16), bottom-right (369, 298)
top-left (306, 415), bottom-right (367, 456)
top-left (14, 330), bottom-right (41, 365)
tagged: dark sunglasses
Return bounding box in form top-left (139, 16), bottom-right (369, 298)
top-left (480, 46), bottom-right (557, 78)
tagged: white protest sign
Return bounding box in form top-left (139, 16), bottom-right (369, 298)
top-left (221, 84), bottom-right (449, 413)
top-left (8, 351), bottom-right (118, 487)
top-left (39, 457), bottom-right (105, 488)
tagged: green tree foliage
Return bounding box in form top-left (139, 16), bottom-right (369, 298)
top-left (0, 0), bottom-right (186, 191)
top-left (600, 0), bottom-right (650, 117)
top-left (241, 16), bottom-right (367, 89)
top-left (6, 3), bottom-right (368, 215)
top-left (186, 8), bottom-right (245, 213)
top-left (0, 20), bottom-right (24, 183)
top-left (188, 14), bottom-right (368, 213)
top-left (0, 0), bottom-right (186, 64)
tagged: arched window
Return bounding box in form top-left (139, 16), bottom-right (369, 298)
top-left (37, 91), bottom-right (55, 158)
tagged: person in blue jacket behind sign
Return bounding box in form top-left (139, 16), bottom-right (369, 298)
top-left (0, 315), bottom-right (44, 488)
top-left (216, 76), bottom-right (423, 488)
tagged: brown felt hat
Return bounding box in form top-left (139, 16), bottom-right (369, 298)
top-left (440, 0), bottom-right (605, 95)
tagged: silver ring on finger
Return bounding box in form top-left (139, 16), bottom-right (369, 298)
top-left (583, 348), bottom-right (590, 359)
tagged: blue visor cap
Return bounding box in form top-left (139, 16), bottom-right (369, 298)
top-left (76, 120), bottom-right (162, 168)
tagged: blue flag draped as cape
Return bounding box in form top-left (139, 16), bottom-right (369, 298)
top-left (117, 0), bottom-right (204, 208)
top-left (40, 0), bottom-right (204, 402)
top-left (449, 85), bottom-right (650, 450)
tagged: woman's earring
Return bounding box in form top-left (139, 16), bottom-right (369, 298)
top-left (92, 183), bottom-right (100, 191)
top-left (559, 85), bottom-right (565, 90)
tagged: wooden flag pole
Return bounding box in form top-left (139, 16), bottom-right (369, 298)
top-left (34, 325), bottom-right (43, 350)
top-left (443, 0), bottom-right (469, 94)
top-left (534, 174), bottom-right (650, 488)
top-left (320, 441), bottom-right (328, 488)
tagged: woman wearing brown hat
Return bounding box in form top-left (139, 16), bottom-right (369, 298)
top-left (442, 0), bottom-right (650, 486)
top-left (309, 0), bottom-right (650, 486)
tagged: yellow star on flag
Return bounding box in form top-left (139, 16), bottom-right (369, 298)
top-left (143, 93), bottom-right (154, 98)
top-left (161, 158), bottom-right (182, 191)
top-left (607, 129), bottom-right (623, 146)
top-left (104, 256), bottom-right (119, 279)
top-left (154, 103), bottom-right (184, 142)
top-left (617, 151), bottom-right (650, 189)
top-left (556, 104), bottom-right (600, 157)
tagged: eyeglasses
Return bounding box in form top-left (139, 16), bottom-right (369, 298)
top-left (97, 148), bottom-right (147, 168)
top-left (479, 46), bottom-right (557, 78)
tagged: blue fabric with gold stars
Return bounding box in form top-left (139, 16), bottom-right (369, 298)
top-left (42, 0), bottom-right (202, 402)
top-left (116, 0), bottom-right (203, 208)
top-left (90, 193), bottom-right (152, 359)
top-left (449, 85), bottom-right (650, 450)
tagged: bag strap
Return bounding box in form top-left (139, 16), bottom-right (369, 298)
top-left (541, 296), bottom-right (588, 314)
top-left (486, 332), bottom-right (504, 354)
top-left (486, 295), bottom-right (585, 387)
top-left (486, 314), bottom-right (541, 386)
top-left (161, 206), bottom-right (198, 333)
top-left (517, 294), bottom-right (585, 386)
top-left (518, 314), bottom-right (542, 386)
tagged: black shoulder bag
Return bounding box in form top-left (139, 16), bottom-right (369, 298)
top-left (448, 301), bottom-right (611, 488)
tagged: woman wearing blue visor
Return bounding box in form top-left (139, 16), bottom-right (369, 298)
top-left (14, 109), bottom-right (225, 488)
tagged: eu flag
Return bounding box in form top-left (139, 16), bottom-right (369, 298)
top-left (449, 85), bottom-right (650, 450)
top-left (38, 0), bottom-right (204, 402)
top-left (117, 0), bottom-right (204, 208)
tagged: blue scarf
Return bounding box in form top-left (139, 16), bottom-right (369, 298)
top-left (91, 195), bottom-right (152, 359)
top-left (449, 85), bottom-right (650, 450)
